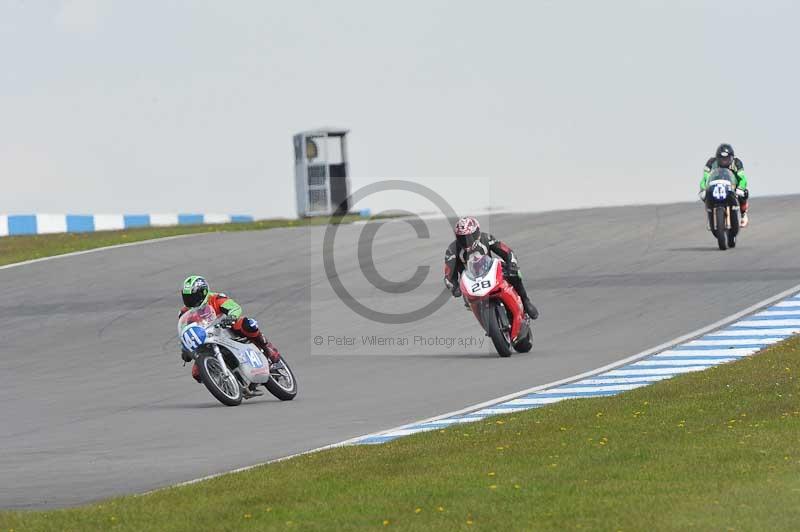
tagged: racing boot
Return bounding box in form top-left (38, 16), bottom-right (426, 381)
top-left (251, 333), bottom-right (282, 365)
top-left (522, 297), bottom-right (539, 320)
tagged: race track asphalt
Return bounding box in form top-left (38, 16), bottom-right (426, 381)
top-left (2, 196), bottom-right (800, 509)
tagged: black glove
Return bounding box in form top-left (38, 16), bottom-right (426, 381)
top-left (218, 315), bottom-right (235, 328)
top-left (504, 262), bottom-right (520, 280)
top-left (180, 346), bottom-right (193, 362)
top-left (445, 278), bottom-right (461, 298)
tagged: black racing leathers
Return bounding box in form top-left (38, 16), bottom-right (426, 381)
top-left (444, 233), bottom-right (538, 319)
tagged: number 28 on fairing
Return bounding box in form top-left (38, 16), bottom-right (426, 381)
top-left (471, 280), bottom-right (492, 293)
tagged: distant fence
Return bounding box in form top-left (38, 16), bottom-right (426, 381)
top-left (0, 214), bottom-right (254, 237)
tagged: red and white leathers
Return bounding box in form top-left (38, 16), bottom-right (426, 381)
top-left (444, 231), bottom-right (539, 320)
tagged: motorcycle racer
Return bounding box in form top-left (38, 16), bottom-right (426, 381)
top-left (699, 143), bottom-right (750, 227)
top-left (444, 217), bottom-right (539, 319)
top-left (179, 275), bottom-right (281, 383)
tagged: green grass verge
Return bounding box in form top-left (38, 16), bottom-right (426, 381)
top-left (0, 214), bottom-right (370, 267)
top-left (3, 338), bottom-right (800, 531)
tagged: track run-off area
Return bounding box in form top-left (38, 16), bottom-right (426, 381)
top-left (2, 195), bottom-right (800, 509)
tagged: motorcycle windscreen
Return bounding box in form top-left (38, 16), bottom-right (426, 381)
top-left (465, 253), bottom-right (494, 280)
top-left (177, 303), bottom-right (217, 334)
top-left (707, 168), bottom-right (737, 187)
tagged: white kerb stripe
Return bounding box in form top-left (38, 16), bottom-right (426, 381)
top-left (203, 214), bottom-right (230, 224)
top-left (736, 319), bottom-right (800, 327)
top-left (0, 215), bottom-right (7, 237)
top-left (653, 351), bottom-right (748, 359)
top-left (447, 417), bottom-right (489, 424)
top-left (150, 214), bottom-right (179, 226)
top-left (755, 309), bottom-right (800, 317)
top-left (579, 375), bottom-right (673, 385)
top-left (656, 348), bottom-right (759, 357)
top-left (772, 301), bottom-right (800, 308)
top-left (359, 429), bottom-right (418, 439)
top-left (415, 419), bottom-right (463, 428)
top-left (94, 214), bottom-right (125, 231)
top-left (603, 366), bottom-right (710, 377)
top-left (501, 397), bottom-right (571, 407)
top-left (715, 327), bottom-right (800, 336)
top-left (471, 406), bottom-right (539, 416)
top-left (686, 338), bottom-right (785, 346)
top-left (553, 383), bottom-right (649, 393)
top-left (36, 214), bottom-right (67, 234)
top-left (633, 358), bottom-right (737, 366)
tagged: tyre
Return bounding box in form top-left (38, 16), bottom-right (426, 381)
top-left (197, 353), bottom-right (242, 406)
top-left (481, 300), bottom-right (513, 357)
top-left (264, 357), bottom-right (298, 401)
top-left (514, 327), bottom-right (534, 353)
top-left (729, 209), bottom-right (739, 248)
top-left (714, 207), bottom-right (728, 250)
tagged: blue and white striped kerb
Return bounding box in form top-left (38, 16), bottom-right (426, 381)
top-left (350, 293), bottom-right (800, 445)
top-left (0, 213), bottom-right (254, 237)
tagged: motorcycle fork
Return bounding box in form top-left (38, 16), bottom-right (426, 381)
top-left (213, 345), bottom-right (243, 387)
top-left (495, 301), bottom-right (511, 331)
top-left (478, 299), bottom-right (505, 329)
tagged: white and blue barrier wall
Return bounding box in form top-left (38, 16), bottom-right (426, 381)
top-left (0, 214), bottom-right (254, 237)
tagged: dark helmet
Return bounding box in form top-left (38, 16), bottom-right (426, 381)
top-left (716, 143), bottom-right (734, 167)
top-left (181, 275), bottom-right (209, 308)
top-left (454, 216), bottom-right (480, 248)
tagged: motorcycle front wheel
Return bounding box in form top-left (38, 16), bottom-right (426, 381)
top-left (714, 207), bottom-right (728, 250)
top-left (482, 300), bottom-right (513, 357)
top-left (197, 353), bottom-right (243, 406)
top-left (729, 208), bottom-right (739, 248)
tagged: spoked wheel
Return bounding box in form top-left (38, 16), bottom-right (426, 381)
top-left (264, 358), bottom-right (298, 401)
top-left (482, 300), bottom-right (513, 357)
top-left (198, 354), bottom-right (242, 406)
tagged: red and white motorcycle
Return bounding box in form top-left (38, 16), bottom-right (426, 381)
top-left (459, 253), bottom-right (534, 357)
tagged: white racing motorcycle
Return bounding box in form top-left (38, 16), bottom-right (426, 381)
top-left (178, 304), bottom-right (298, 406)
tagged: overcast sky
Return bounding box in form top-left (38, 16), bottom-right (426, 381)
top-left (2, 1), bottom-right (799, 218)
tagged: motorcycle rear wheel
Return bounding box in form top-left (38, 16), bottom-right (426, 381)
top-left (264, 358), bottom-right (298, 401)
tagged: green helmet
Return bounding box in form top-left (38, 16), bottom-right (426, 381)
top-left (181, 275), bottom-right (209, 308)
